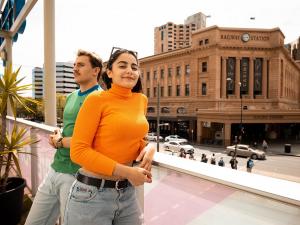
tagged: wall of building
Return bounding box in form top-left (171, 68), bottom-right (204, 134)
top-left (32, 62), bottom-right (76, 99)
top-left (141, 26), bottom-right (300, 146)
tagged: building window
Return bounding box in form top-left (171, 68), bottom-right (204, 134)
top-left (199, 40), bottom-right (203, 45)
top-left (153, 87), bottom-right (157, 97)
top-left (176, 66), bottom-right (181, 76)
top-left (205, 39), bottom-right (209, 44)
top-left (202, 83), bottom-right (207, 95)
top-left (168, 86), bottom-right (172, 96)
top-left (202, 62), bottom-right (207, 72)
top-left (160, 69), bottom-right (164, 79)
top-left (177, 107), bottom-right (187, 114)
top-left (153, 70), bottom-right (157, 79)
top-left (185, 84), bottom-right (190, 96)
top-left (176, 85), bottom-right (180, 96)
top-left (168, 68), bottom-right (172, 77)
top-left (147, 107), bottom-right (155, 113)
top-left (161, 107), bottom-right (170, 113)
top-left (161, 31), bottom-right (164, 40)
top-left (185, 65), bottom-right (190, 75)
top-left (146, 72), bottom-right (150, 80)
top-left (147, 88), bottom-right (150, 97)
top-left (160, 86), bottom-right (164, 97)
top-left (161, 44), bottom-right (164, 52)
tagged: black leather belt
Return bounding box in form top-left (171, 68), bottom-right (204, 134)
top-left (76, 172), bottom-right (130, 190)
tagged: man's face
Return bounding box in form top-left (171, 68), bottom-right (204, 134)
top-left (73, 55), bottom-right (98, 85)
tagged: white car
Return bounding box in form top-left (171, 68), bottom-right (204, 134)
top-left (163, 140), bottom-right (194, 154)
top-left (226, 144), bottom-right (266, 160)
top-left (164, 135), bottom-right (187, 142)
top-left (145, 133), bottom-right (163, 142)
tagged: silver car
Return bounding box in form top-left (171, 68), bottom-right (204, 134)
top-left (145, 133), bottom-right (163, 142)
top-left (163, 140), bottom-right (194, 154)
top-left (226, 144), bottom-right (266, 160)
top-left (164, 135), bottom-right (187, 142)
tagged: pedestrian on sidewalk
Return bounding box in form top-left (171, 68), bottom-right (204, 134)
top-left (262, 139), bottom-right (268, 152)
top-left (179, 149), bottom-right (186, 158)
top-left (210, 153), bottom-right (216, 165)
top-left (218, 157), bottom-right (225, 167)
top-left (230, 157), bottom-right (238, 169)
top-left (246, 157), bottom-right (254, 173)
top-left (201, 153), bottom-right (208, 163)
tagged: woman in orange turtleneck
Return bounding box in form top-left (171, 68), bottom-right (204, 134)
top-left (63, 48), bottom-right (155, 225)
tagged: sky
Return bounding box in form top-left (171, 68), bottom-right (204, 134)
top-left (1, 0), bottom-right (300, 86)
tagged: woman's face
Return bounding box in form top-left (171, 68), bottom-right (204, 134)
top-left (107, 53), bottom-right (139, 89)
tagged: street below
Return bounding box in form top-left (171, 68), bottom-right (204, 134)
top-left (156, 142), bottom-right (300, 183)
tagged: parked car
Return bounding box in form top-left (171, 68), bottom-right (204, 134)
top-left (164, 135), bottom-right (187, 142)
top-left (145, 132), bottom-right (163, 142)
top-left (163, 140), bottom-right (194, 154)
top-left (226, 144), bottom-right (266, 160)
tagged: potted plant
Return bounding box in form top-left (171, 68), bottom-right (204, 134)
top-left (0, 65), bottom-right (39, 225)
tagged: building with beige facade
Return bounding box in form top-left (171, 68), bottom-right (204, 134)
top-left (141, 26), bottom-right (300, 146)
top-left (154, 12), bottom-right (207, 54)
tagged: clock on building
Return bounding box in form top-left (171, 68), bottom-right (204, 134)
top-left (241, 33), bottom-right (250, 42)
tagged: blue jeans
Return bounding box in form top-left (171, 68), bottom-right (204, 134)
top-left (63, 179), bottom-right (143, 225)
top-left (25, 168), bottom-right (75, 225)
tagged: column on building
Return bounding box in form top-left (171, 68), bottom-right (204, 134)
top-left (235, 57), bottom-right (241, 98)
top-left (262, 58), bottom-right (268, 98)
top-left (189, 119), bottom-right (196, 142)
top-left (221, 57), bottom-right (227, 98)
top-left (249, 57), bottom-right (254, 98)
top-left (163, 64), bottom-right (168, 97)
top-left (196, 119), bottom-right (203, 143)
top-left (180, 61), bottom-right (185, 96)
top-left (150, 67), bottom-right (154, 98)
top-left (224, 122), bottom-right (231, 146)
top-left (172, 64), bottom-right (176, 96)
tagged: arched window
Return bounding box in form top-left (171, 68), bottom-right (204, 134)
top-left (161, 107), bottom-right (170, 113)
top-left (177, 107), bottom-right (187, 114)
top-left (147, 107), bottom-right (155, 113)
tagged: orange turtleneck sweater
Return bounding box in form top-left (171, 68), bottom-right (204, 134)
top-left (70, 84), bottom-right (149, 176)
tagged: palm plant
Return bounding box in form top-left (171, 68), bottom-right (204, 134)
top-left (0, 64), bottom-right (39, 193)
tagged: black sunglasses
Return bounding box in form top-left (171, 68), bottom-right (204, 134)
top-left (109, 47), bottom-right (138, 61)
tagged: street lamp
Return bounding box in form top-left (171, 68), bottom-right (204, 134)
top-left (156, 82), bottom-right (160, 152)
top-left (156, 81), bottom-right (169, 152)
top-left (226, 78), bottom-right (243, 144)
top-left (238, 82), bottom-right (243, 143)
top-left (156, 123), bottom-right (169, 152)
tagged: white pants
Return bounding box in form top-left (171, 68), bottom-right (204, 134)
top-left (25, 168), bottom-right (75, 225)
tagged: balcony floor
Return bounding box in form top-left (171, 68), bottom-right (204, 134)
top-left (145, 166), bottom-right (300, 225)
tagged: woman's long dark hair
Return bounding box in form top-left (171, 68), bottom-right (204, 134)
top-left (102, 48), bottom-right (142, 93)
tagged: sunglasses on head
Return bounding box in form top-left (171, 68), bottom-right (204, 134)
top-left (109, 47), bottom-right (138, 61)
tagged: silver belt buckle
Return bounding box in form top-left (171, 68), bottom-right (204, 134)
top-left (115, 180), bottom-right (121, 190)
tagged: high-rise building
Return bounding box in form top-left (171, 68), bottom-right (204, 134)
top-left (154, 12), bottom-right (207, 54)
top-left (32, 62), bottom-right (77, 99)
top-left (184, 12), bottom-right (207, 30)
top-left (288, 37), bottom-right (300, 63)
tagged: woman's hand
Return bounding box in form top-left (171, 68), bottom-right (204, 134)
top-left (136, 143), bottom-right (155, 172)
top-left (127, 167), bottom-right (152, 186)
top-left (113, 164), bottom-right (152, 186)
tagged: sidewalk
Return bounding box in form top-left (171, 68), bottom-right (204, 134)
top-left (267, 143), bottom-right (300, 157)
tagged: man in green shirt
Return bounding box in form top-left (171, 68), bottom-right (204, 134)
top-left (25, 50), bottom-right (103, 225)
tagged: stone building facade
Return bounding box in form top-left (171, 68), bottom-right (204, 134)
top-left (141, 26), bottom-right (300, 146)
